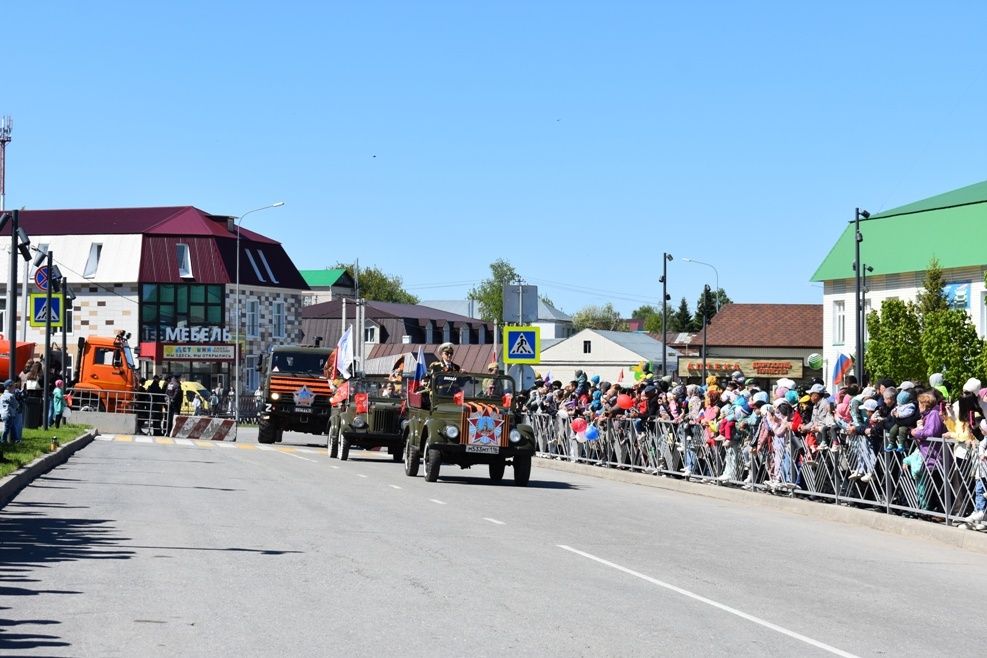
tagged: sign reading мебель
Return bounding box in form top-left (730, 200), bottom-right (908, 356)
top-left (163, 345), bottom-right (236, 360)
top-left (677, 357), bottom-right (804, 380)
top-left (503, 326), bottom-right (540, 364)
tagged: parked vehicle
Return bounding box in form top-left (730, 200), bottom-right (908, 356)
top-left (403, 372), bottom-right (536, 485)
top-left (328, 375), bottom-right (404, 461)
top-left (71, 332), bottom-right (140, 412)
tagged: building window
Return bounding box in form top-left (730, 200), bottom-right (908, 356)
top-left (478, 324), bottom-right (486, 344)
top-left (272, 300), bottom-right (286, 339)
top-left (364, 325), bottom-right (377, 344)
top-left (442, 324), bottom-right (451, 343)
top-left (176, 244), bottom-right (193, 279)
top-left (83, 243), bottom-right (102, 279)
top-left (425, 323), bottom-right (434, 344)
top-left (583, 340), bottom-right (592, 354)
top-left (138, 283), bottom-right (226, 342)
top-left (246, 299), bottom-right (260, 338)
top-left (65, 302), bottom-right (74, 334)
top-left (256, 250), bottom-right (280, 284)
top-left (459, 325), bottom-right (469, 345)
top-left (0, 298), bottom-right (5, 329)
top-left (245, 250), bottom-right (266, 283)
top-left (245, 355), bottom-right (259, 393)
top-left (833, 300), bottom-right (845, 345)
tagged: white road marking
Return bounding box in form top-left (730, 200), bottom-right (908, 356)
top-left (356, 474), bottom-right (368, 478)
top-left (557, 545), bottom-right (858, 658)
top-left (175, 438), bottom-right (195, 446)
top-left (483, 518), bottom-right (506, 525)
top-left (282, 452), bottom-right (315, 462)
top-left (330, 465), bottom-right (340, 470)
top-left (297, 448), bottom-right (317, 454)
top-left (135, 437), bottom-right (153, 444)
top-left (95, 436), bottom-right (114, 441)
top-left (256, 445), bottom-right (275, 451)
top-left (214, 442), bottom-right (236, 448)
top-left (389, 484), bottom-right (402, 490)
top-left (429, 499), bottom-right (446, 505)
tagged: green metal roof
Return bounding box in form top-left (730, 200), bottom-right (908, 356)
top-left (812, 180), bottom-right (987, 282)
top-left (300, 268), bottom-right (349, 287)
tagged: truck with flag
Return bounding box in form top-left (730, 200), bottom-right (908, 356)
top-left (256, 345), bottom-right (335, 444)
top-left (402, 347), bottom-right (537, 486)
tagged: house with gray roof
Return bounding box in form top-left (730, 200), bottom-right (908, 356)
top-left (420, 298), bottom-right (575, 339)
top-left (538, 328), bottom-right (679, 384)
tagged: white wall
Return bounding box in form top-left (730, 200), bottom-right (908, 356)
top-left (538, 329), bottom-right (677, 384)
top-left (0, 234), bottom-right (143, 285)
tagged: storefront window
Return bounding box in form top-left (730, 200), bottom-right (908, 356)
top-left (139, 283), bottom-right (226, 342)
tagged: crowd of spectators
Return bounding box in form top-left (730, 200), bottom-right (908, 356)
top-left (517, 367), bottom-right (987, 529)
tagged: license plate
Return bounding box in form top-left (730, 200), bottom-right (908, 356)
top-left (465, 445), bottom-right (499, 454)
top-left (295, 407), bottom-right (313, 414)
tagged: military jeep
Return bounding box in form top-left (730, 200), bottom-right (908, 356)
top-left (403, 372), bottom-right (536, 486)
top-left (328, 375), bottom-right (405, 461)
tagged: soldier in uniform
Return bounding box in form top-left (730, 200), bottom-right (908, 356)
top-left (430, 342), bottom-right (461, 374)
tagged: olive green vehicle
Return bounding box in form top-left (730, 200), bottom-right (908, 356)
top-left (403, 372), bottom-right (536, 486)
top-left (257, 346), bottom-right (334, 444)
top-left (328, 375), bottom-right (405, 461)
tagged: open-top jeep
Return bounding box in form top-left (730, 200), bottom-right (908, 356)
top-left (403, 372), bottom-right (536, 486)
top-left (328, 375), bottom-right (404, 461)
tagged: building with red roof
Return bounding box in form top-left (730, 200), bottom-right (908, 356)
top-left (1, 206), bottom-right (307, 395)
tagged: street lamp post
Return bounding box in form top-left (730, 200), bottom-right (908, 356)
top-left (682, 257), bottom-right (720, 311)
top-left (233, 202), bottom-right (284, 422)
top-left (660, 253), bottom-right (672, 376)
top-left (853, 208), bottom-right (869, 384)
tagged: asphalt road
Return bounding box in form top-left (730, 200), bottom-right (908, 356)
top-left (2, 427), bottom-right (985, 657)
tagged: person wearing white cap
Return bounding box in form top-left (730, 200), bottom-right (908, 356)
top-left (848, 398), bottom-right (880, 482)
top-left (806, 383), bottom-right (836, 450)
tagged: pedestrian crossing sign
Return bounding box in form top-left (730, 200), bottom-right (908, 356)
top-left (28, 292), bottom-right (64, 328)
top-left (503, 325), bottom-right (540, 364)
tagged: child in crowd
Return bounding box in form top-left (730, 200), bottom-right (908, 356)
top-left (886, 390), bottom-right (916, 453)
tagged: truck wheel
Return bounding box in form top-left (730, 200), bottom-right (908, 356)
top-left (391, 446), bottom-right (403, 463)
top-left (404, 441), bottom-right (420, 477)
top-left (513, 455), bottom-right (531, 487)
top-left (275, 429), bottom-right (283, 444)
top-left (258, 421), bottom-right (277, 444)
top-left (424, 448), bottom-right (441, 483)
top-left (340, 436), bottom-right (351, 461)
top-left (328, 426), bottom-right (339, 458)
top-left (489, 459), bottom-right (506, 482)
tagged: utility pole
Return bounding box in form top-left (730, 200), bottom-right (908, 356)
top-left (1, 117), bottom-right (13, 377)
top-left (701, 284), bottom-right (710, 382)
top-left (660, 253), bottom-right (672, 376)
top-left (42, 250), bottom-right (55, 430)
top-left (854, 208), bottom-right (869, 384)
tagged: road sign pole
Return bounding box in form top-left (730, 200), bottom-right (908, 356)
top-left (43, 250), bottom-right (52, 430)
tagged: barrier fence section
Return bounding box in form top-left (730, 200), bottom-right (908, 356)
top-left (69, 388), bottom-right (171, 436)
top-left (526, 413), bottom-right (982, 526)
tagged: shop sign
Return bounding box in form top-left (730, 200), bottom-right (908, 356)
top-left (163, 344), bottom-right (236, 360)
top-left (677, 357), bottom-right (803, 379)
top-left (163, 326), bottom-right (231, 343)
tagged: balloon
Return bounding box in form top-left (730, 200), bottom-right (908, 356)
top-left (575, 431), bottom-right (587, 444)
top-left (585, 425), bottom-right (600, 441)
top-left (807, 353), bottom-right (823, 370)
top-left (617, 394), bottom-right (634, 410)
top-left (571, 417), bottom-right (588, 433)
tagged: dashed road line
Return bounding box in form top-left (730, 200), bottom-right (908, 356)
top-left (135, 437), bottom-right (153, 444)
top-left (280, 451), bottom-right (315, 462)
top-left (214, 442), bottom-right (236, 448)
top-left (356, 474), bottom-right (368, 478)
top-left (256, 445), bottom-right (275, 451)
top-left (330, 465), bottom-right (340, 470)
top-left (298, 448), bottom-right (317, 454)
top-left (483, 518), bottom-right (505, 525)
top-left (556, 545), bottom-right (858, 658)
top-left (429, 499), bottom-right (446, 505)
top-left (389, 484), bottom-right (402, 490)
top-left (95, 436), bottom-right (114, 442)
top-left (175, 438), bottom-right (194, 446)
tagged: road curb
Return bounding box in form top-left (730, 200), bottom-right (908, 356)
top-left (535, 457), bottom-right (987, 555)
top-left (0, 429), bottom-right (98, 509)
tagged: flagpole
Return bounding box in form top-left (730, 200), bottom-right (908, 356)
top-left (493, 321), bottom-right (499, 371)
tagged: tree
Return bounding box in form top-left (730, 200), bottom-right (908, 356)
top-left (632, 304), bottom-right (659, 320)
top-left (338, 263), bottom-right (418, 304)
top-left (468, 259), bottom-right (520, 324)
top-left (571, 303), bottom-right (626, 331)
top-left (916, 257), bottom-right (949, 322)
top-left (692, 287), bottom-right (730, 330)
top-left (864, 299), bottom-right (926, 383)
top-left (921, 309), bottom-right (984, 395)
top-left (671, 298), bottom-right (692, 332)
top-left (540, 294), bottom-right (557, 310)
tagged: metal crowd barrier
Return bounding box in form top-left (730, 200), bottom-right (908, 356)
top-left (68, 388), bottom-right (171, 436)
top-left (526, 413), bottom-right (982, 526)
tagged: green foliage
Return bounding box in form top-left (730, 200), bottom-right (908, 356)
top-left (921, 308), bottom-right (984, 394)
top-left (632, 304), bottom-right (659, 320)
top-left (0, 425), bottom-right (91, 478)
top-left (336, 263), bottom-right (418, 304)
top-left (692, 287), bottom-right (730, 330)
top-left (864, 299), bottom-right (926, 383)
top-left (468, 259), bottom-right (520, 324)
top-left (916, 257), bottom-right (949, 321)
top-left (672, 298), bottom-right (692, 332)
top-left (539, 294), bottom-right (557, 309)
top-left (571, 303), bottom-right (626, 332)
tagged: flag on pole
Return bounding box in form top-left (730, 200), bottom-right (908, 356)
top-left (617, 368), bottom-right (624, 383)
top-left (544, 370), bottom-right (552, 386)
top-left (408, 344), bottom-right (427, 394)
top-left (831, 353), bottom-right (853, 388)
top-left (336, 325), bottom-right (354, 379)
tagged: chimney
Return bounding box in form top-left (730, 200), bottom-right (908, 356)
top-left (227, 217), bottom-right (235, 233)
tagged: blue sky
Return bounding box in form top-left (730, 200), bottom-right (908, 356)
top-left (4, 1), bottom-right (986, 316)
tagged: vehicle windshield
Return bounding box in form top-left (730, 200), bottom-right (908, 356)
top-left (270, 352), bottom-right (329, 375)
top-left (351, 377), bottom-right (399, 399)
top-left (123, 345), bottom-right (136, 370)
top-left (431, 374), bottom-right (515, 400)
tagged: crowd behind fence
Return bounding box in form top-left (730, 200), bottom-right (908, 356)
top-left (526, 413), bottom-right (983, 525)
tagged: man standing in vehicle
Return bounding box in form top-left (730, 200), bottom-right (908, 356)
top-left (430, 342), bottom-right (461, 374)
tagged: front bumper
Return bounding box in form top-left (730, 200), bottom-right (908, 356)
top-left (430, 442), bottom-right (535, 464)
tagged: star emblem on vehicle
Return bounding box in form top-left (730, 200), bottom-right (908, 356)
top-left (467, 408), bottom-right (503, 446)
top-left (294, 385), bottom-right (315, 407)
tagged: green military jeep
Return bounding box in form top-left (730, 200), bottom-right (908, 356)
top-left (403, 372), bottom-right (536, 486)
top-left (328, 375), bottom-right (405, 461)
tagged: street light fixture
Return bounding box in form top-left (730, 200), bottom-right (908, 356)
top-left (682, 257), bottom-right (720, 312)
top-left (853, 208), bottom-right (869, 384)
top-left (233, 202), bottom-right (285, 422)
top-left (659, 252), bottom-right (672, 376)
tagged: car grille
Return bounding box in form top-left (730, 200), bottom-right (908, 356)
top-left (371, 407), bottom-right (402, 434)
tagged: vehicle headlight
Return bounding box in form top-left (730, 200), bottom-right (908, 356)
top-left (444, 425), bottom-right (460, 439)
top-left (270, 392), bottom-right (280, 400)
top-left (509, 429), bottom-right (522, 443)
top-left (351, 416), bottom-right (367, 429)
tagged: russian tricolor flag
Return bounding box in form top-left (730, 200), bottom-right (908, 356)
top-left (408, 345), bottom-right (427, 394)
top-left (831, 353), bottom-right (853, 388)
